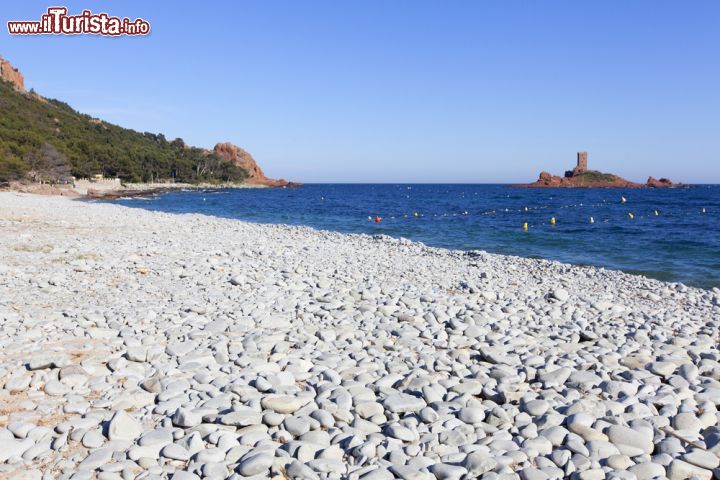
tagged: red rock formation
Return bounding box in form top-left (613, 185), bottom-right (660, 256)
top-left (517, 152), bottom-right (677, 188)
top-left (646, 177), bottom-right (675, 188)
top-left (521, 171), bottom-right (644, 188)
top-left (0, 55), bottom-right (25, 92)
top-left (212, 143), bottom-right (300, 187)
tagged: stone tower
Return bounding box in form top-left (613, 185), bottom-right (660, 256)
top-left (576, 151), bottom-right (588, 173)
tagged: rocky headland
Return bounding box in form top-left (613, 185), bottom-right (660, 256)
top-left (0, 54), bottom-right (300, 196)
top-left (212, 143), bottom-right (300, 189)
top-left (0, 55), bottom-right (25, 92)
top-left (518, 152), bottom-right (679, 188)
top-left (0, 192), bottom-right (718, 479)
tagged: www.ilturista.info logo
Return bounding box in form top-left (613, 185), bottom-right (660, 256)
top-left (7, 7), bottom-right (150, 36)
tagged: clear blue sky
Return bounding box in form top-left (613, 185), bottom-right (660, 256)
top-left (1, 1), bottom-right (718, 183)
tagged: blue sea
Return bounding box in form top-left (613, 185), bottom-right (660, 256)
top-left (105, 184), bottom-right (720, 289)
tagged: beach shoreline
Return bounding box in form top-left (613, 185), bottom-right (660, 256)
top-left (1, 181), bottom-right (275, 201)
top-left (0, 192), bottom-right (718, 478)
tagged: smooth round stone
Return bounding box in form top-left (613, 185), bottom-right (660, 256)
top-left (172, 409), bottom-right (202, 428)
top-left (648, 361), bottom-right (676, 377)
top-left (464, 451), bottom-right (498, 475)
top-left (382, 393), bottom-right (426, 414)
top-left (678, 364), bottom-right (699, 381)
top-left (359, 468), bottom-right (394, 480)
top-left (419, 407), bottom-right (439, 423)
top-left (682, 449), bottom-right (720, 470)
top-left (0, 437), bottom-right (33, 463)
top-left (194, 448), bottom-right (226, 464)
top-left (107, 411), bottom-right (143, 441)
top-left (519, 467), bottom-right (550, 480)
top-left (606, 425), bottom-right (653, 455)
top-left (139, 429), bottom-right (173, 447)
top-left (262, 412), bottom-right (285, 427)
top-left (591, 442), bottom-right (623, 463)
top-left (286, 460), bottom-right (321, 480)
top-left (284, 416), bottom-right (311, 436)
top-left (431, 463), bottom-right (468, 480)
top-left (523, 400), bottom-right (550, 416)
top-left (261, 395), bottom-right (305, 414)
top-left (458, 407), bottom-right (485, 424)
top-left (44, 380), bottom-right (68, 396)
top-left (667, 459), bottom-right (713, 480)
top-left (202, 462), bottom-right (230, 478)
top-left (237, 452), bottom-right (274, 476)
top-left (672, 412), bottom-right (703, 434)
top-left (5, 376), bottom-right (31, 393)
top-left (606, 454), bottom-right (633, 470)
top-left (161, 443), bottom-right (190, 461)
top-left (386, 424), bottom-right (418, 442)
top-left (310, 409), bottom-right (334, 428)
top-left (170, 472), bottom-right (200, 480)
top-left (355, 402), bottom-right (384, 419)
top-left (220, 409), bottom-right (262, 427)
top-left (81, 430), bottom-right (105, 448)
top-left (628, 461), bottom-right (666, 480)
top-left (523, 437), bottom-right (552, 456)
top-left (551, 289), bottom-right (569, 302)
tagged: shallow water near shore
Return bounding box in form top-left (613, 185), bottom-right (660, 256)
top-left (104, 184), bottom-right (720, 288)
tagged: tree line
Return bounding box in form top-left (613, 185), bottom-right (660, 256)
top-left (0, 79), bottom-right (248, 184)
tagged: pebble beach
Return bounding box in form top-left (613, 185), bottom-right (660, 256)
top-left (1, 191), bottom-right (719, 480)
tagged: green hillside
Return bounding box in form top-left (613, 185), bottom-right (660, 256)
top-left (0, 79), bottom-right (247, 183)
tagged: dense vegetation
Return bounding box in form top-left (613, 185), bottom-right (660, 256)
top-left (577, 171), bottom-right (617, 183)
top-left (0, 79), bottom-right (248, 183)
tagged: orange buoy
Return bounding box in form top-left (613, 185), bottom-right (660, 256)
top-left (375, 216), bottom-right (381, 223)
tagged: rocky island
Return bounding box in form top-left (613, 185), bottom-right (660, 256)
top-left (518, 152), bottom-right (678, 188)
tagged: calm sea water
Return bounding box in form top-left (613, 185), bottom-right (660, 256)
top-left (105, 184), bottom-right (720, 289)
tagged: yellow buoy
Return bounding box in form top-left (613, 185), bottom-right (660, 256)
top-left (590, 217), bottom-right (595, 224)
top-left (654, 210), bottom-right (659, 216)
top-left (550, 217), bottom-right (556, 225)
top-left (524, 206), bottom-right (528, 212)
top-left (523, 222), bottom-right (528, 231)
top-left (628, 212), bottom-right (634, 219)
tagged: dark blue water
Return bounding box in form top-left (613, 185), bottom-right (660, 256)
top-left (106, 184), bottom-right (720, 289)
